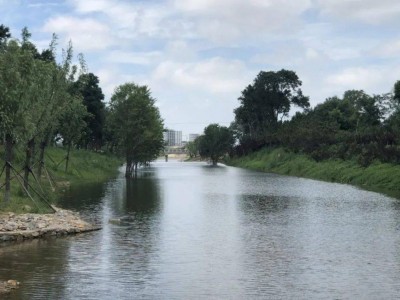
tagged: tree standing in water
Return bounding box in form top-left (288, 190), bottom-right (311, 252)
top-left (198, 124), bottom-right (234, 166)
top-left (107, 82), bottom-right (164, 178)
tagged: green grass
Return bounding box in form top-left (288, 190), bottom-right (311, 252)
top-left (226, 147), bottom-right (400, 198)
top-left (0, 146), bottom-right (123, 213)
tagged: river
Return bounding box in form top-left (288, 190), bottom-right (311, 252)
top-left (1, 160), bottom-right (400, 299)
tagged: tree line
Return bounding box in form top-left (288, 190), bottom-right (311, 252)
top-left (192, 69), bottom-right (400, 166)
top-left (0, 25), bottom-right (164, 203)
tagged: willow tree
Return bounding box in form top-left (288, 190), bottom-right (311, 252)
top-left (108, 83), bottom-right (164, 178)
top-left (0, 40), bottom-right (37, 202)
top-left (17, 31), bottom-right (82, 188)
top-left (35, 42), bottom-right (81, 179)
top-left (57, 95), bottom-right (88, 172)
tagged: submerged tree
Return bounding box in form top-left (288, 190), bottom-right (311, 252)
top-left (198, 124), bottom-right (234, 166)
top-left (108, 82), bottom-right (164, 178)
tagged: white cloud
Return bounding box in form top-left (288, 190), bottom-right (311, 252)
top-left (69, 0), bottom-right (176, 39)
top-left (315, 0), bottom-right (400, 24)
top-left (174, 0), bottom-right (312, 43)
top-left (68, 0), bottom-right (110, 13)
top-left (105, 50), bottom-right (162, 65)
top-left (152, 57), bottom-right (252, 95)
top-left (42, 16), bottom-right (114, 51)
top-left (94, 66), bottom-right (137, 102)
top-left (374, 39), bottom-right (400, 57)
top-left (21, 0), bottom-right (399, 133)
top-left (325, 66), bottom-right (399, 95)
top-left (28, 2), bottom-right (60, 8)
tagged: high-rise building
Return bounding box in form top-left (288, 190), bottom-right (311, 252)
top-left (164, 130), bottom-right (182, 146)
top-left (176, 131), bottom-right (182, 146)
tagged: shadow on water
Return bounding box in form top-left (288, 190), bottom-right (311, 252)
top-left (58, 181), bottom-right (108, 211)
top-left (123, 176), bottom-right (161, 214)
top-left (0, 238), bottom-right (72, 300)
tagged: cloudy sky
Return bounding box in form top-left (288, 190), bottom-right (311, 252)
top-left (1, 0), bottom-right (400, 137)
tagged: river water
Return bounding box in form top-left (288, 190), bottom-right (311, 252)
top-left (1, 160), bottom-right (400, 299)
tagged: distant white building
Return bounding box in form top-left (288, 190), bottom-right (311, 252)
top-left (189, 133), bottom-right (200, 142)
top-left (164, 129), bottom-right (183, 146)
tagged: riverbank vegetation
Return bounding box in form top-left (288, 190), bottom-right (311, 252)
top-left (194, 68), bottom-right (400, 193)
top-left (0, 24), bottom-right (161, 211)
top-left (0, 146), bottom-right (121, 213)
top-left (227, 148), bottom-right (400, 195)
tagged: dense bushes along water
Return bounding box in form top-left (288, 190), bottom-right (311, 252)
top-left (226, 148), bottom-right (400, 198)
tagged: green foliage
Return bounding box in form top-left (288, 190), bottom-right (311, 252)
top-left (198, 124), bottom-right (234, 165)
top-left (107, 82), bottom-right (164, 177)
top-left (0, 146), bottom-right (122, 213)
top-left (233, 69), bottom-right (309, 144)
top-left (0, 24), bottom-right (11, 46)
top-left (394, 81), bottom-right (400, 103)
top-left (73, 73), bottom-right (106, 150)
top-left (238, 88), bottom-right (400, 166)
top-left (186, 140), bottom-right (199, 158)
top-left (0, 39), bottom-right (38, 140)
top-left (227, 147), bottom-right (400, 195)
top-left (57, 96), bottom-right (89, 147)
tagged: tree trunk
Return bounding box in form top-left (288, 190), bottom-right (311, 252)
top-left (24, 138), bottom-right (35, 190)
top-left (37, 136), bottom-right (48, 179)
top-left (65, 142), bottom-right (71, 172)
top-left (125, 160), bottom-right (132, 178)
top-left (4, 134), bottom-right (13, 203)
top-left (37, 141), bottom-right (44, 178)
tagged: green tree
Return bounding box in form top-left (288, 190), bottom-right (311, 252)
top-left (0, 24), bottom-right (11, 46)
top-left (73, 73), bottom-right (105, 150)
top-left (0, 40), bottom-right (37, 202)
top-left (108, 82), bottom-right (164, 177)
top-left (234, 69), bottom-right (309, 144)
top-left (394, 81), bottom-right (400, 104)
top-left (57, 96), bottom-right (89, 172)
top-left (186, 139), bottom-right (199, 158)
top-left (198, 124), bottom-right (234, 165)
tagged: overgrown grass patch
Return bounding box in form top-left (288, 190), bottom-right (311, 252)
top-left (0, 146), bottom-right (123, 213)
top-left (227, 147), bottom-right (400, 197)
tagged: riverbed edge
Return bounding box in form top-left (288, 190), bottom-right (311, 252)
top-left (225, 147), bottom-right (400, 197)
top-left (0, 206), bottom-right (101, 243)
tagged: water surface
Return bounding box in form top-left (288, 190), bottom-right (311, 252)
top-left (1, 161), bottom-right (400, 299)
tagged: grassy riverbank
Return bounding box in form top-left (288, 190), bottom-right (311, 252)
top-left (226, 148), bottom-right (400, 197)
top-left (0, 147), bottom-right (122, 213)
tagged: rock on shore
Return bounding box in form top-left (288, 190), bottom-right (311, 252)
top-left (0, 206), bottom-right (101, 242)
top-left (0, 280), bottom-right (20, 294)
